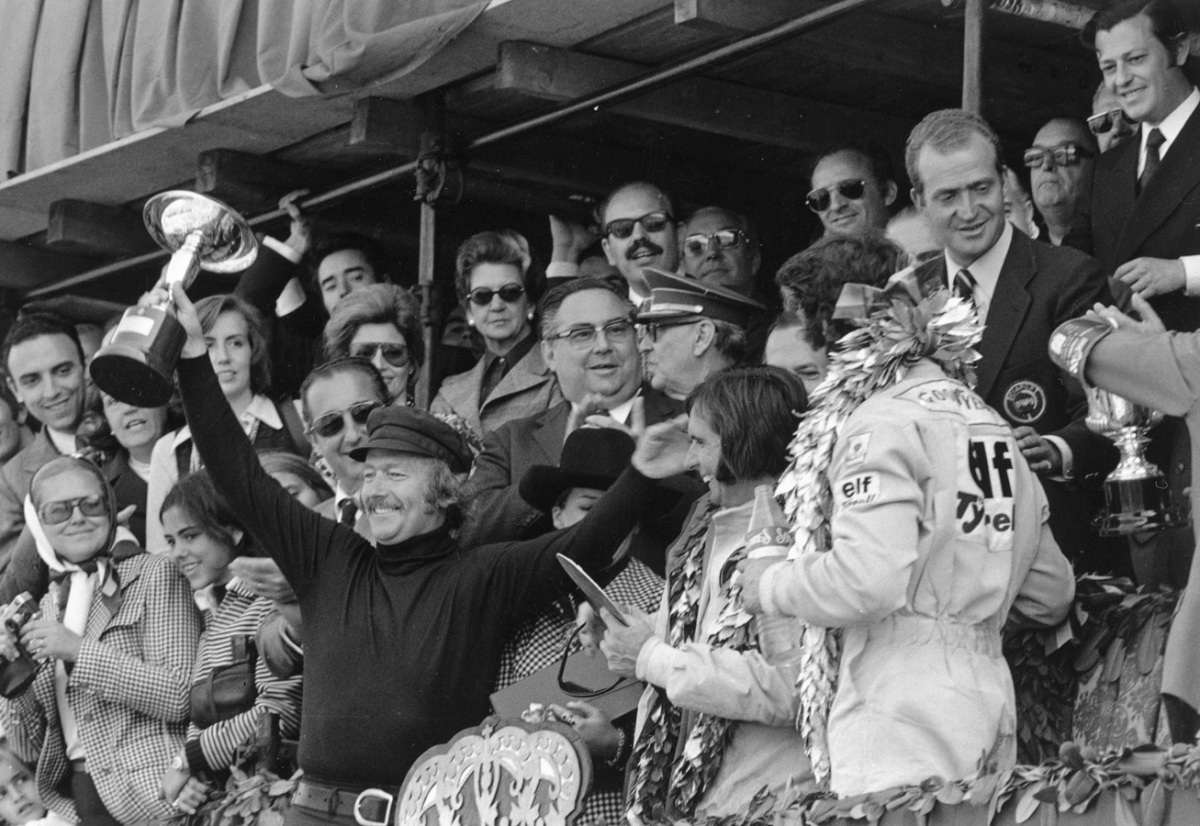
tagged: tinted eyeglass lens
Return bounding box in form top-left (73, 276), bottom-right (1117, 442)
top-left (468, 285), bottom-right (526, 306)
top-left (1088, 110), bottom-right (1120, 136)
top-left (805, 180), bottom-right (867, 213)
top-left (40, 495), bottom-right (106, 526)
top-left (683, 230), bottom-right (742, 255)
top-left (312, 401), bottom-right (382, 439)
top-left (604, 211), bottom-right (672, 239)
top-left (562, 320), bottom-right (635, 349)
top-left (351, 343), bottom-right (409, 368)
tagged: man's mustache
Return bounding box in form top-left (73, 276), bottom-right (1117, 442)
top-left (626, 239), bottom-right (663, 260)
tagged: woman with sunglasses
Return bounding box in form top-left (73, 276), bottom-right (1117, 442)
top-left (431, 231), bottom-right (561, 440)
top-left (1, 456), bottom-right (201, 826)
top-left (145, 295), bottom-right (311, 554)
top-left (324, 284), bottom-right (423, 407)
top-left (158, 470), bottom-right (302, 816)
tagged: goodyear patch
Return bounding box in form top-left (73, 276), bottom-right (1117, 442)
top-left (1003, 380), bottom-right (1046, 425)
top-left (898, 380), bottom-right (989, 414)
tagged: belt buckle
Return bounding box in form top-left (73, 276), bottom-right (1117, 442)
top-left (354, 788), bottom-right (394, 826)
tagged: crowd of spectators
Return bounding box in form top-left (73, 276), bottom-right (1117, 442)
top-left (0, 0), bottom-right (1195, 823)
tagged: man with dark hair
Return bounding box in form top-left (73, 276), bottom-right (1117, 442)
top-left (763, 313), bottom-right (829, 395)
top-left (908, 108), bottom-right (1118, 564)
top-left (0, 313), bottom-right (89, 569)
top-left (596, 365), bottom-right (813, 821)
top-left (807, 141), bottom-right (899, 239)
top-left (1026, 117), bottom-right (1098, 252)
top-left (459, 278), bottom-right (691, 560)
top-left (637, 270), bottom-right (763, 400)
top-left (1087, 0), bottom-right (1200, 330)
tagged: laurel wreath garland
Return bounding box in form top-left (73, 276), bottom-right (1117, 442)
top-left (774, 279), bottom-right (984, 787)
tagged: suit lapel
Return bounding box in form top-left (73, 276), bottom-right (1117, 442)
top-left (481, 344), bottom-right (549, 410)
top-left (532, 402), bottom-right (569, 464)
top-left (1117, 113), bottom-right (1200, 262)
top-left (439, 360), bottom-right (484, 431)
top-left (20, 431), bottom-right (59, 491)
top-left (976, 233), bottom-right (1035, 400)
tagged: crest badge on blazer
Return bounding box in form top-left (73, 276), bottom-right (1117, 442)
top-left (1003, 380), bottom-right (1047, 424)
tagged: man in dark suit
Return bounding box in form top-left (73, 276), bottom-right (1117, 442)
top-left (906, 108), bottom-right (1118, 563)
top-left (460, 279), bottom-right (692, 562)
top-left (1088, 0), bottom-right (1200, 333)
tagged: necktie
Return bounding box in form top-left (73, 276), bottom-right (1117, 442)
top-left (1138, 128), bottom-right (1166, 196)
top-left (953, 269), bottom-right (977, 305)
top-left (480, 355), bottom-right (508, 404)
top-left (338, 499), bottom-right (359, 526)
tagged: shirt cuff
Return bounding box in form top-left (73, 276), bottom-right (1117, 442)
top-left (184, 739), bottom-right (212, 775)
top-left (636, 636), bottom-right (678, 687)
top-left (274, 278), bottom-right (308, 317)
top-left (546, 261), bottom-right (580, 279)
top-left (262, 235), bottom-right (303, 264)
top-left (1044, 435), bottom-right (1074, 481)
top-left (759, 561), bottom-right (788, 617)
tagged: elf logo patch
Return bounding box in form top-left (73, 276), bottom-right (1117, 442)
top-left (1003, 380), bottom-right (1046, 424)
top-left (837, 473), bottom-right (880, 508)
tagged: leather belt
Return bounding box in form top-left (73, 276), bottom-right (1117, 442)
top-left (291, 779), bottom-right (395, 825)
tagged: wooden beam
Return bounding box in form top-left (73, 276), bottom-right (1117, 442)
top-left (963, 0), bottom-right (986, 113)
top-left (490, 41), bottom-right (912, 152)
top-left (674, 0), bottom-right (819, 33)
top-left (195, 149), bottom-right (341, 214)
top-left (0, 242), bottom-right (96, 291)
top-left (46, 200), bottom-right (155, 257)
top-left (348, 97), bottom-right (424, 155)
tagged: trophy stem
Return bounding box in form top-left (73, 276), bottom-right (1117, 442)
top-left (162, 231), bottom-right (204, 292)
top-left (1110, 427), bottom-right (1160, 480)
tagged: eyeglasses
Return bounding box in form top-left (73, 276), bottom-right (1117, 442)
top-left (308, 400), bottom-right (383, 439)
top-left (468, 285), bottom-right (525, 306)
top-left (1087, 108), bottom-right (1133, 136)
top-left (350, 342), bottom-right (410, 368)
top-left (682, 230), bottom-right (750, 256)
top-left (805, 179), bottom-right (868, 214)
top-left (603, 211), bottom-right (674, 240)
top-left (39, 495), bottom-right (106, 526)
top-left (642, 319), bottom-right (702, 343)
top-left (547, 319), bottom-right (636, 350)
top-left (1023, 144), bottom-right (1094, 169)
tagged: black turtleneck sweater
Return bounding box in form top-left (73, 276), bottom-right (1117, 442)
top-left (177, 354), bottom-right (655, 788)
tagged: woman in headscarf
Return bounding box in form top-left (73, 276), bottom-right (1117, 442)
top-left (158, 470), bottom-right (303, 815)
top-left (0, 456), bottom-right (201, 825)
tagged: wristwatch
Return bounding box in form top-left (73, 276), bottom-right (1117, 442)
top-left (171, 755), bottom-right (187, 772)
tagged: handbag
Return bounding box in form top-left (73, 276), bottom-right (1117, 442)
top-left (190, 636), bottom-right (258, 729)
top-left (491, 625), bottom-right (644, 721)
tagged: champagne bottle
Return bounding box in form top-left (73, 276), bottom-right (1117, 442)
top-left (744, 485), bottom-right (800, 665)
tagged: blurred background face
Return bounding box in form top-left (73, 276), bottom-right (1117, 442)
top-left (1092, 85), bottom-right (1135, 153)
top-left (1029, 120), bottom-right (1094, 217)
top-left (810, 150), bottom-right (895, 237)
top-left (35, 470), bottom-right (110, 564)
top-left (680, 209), bottom-right (759, 295)
top-left (466, 262), bottom-right (530, 352)
top-left (1002, 169), bottom-right (1038, 237)
top-left (764, 324), bottom-right (828, 395)
top-left (551, 487), bottom-right (602, 529)
top-left (542, 290), bottom-right (641, 406)
top-left (270, 471), bottom-right (324, 509)
top-left (305, 370), bottom-right (384, 493)
top-left (101, 395), bottom-right (168, 458)
top-left (6, 333), bottom-right (85, 433)
top-left (162, 505), bottom-right (236, 591)
top-left (205, 311), bottom-right (254, 403)
top-left (318, 249), bottom-right (380, 315)
top-left (349, 323), bottom-right (411, 405)
top-left (0, 757), bottom-right (43, 824)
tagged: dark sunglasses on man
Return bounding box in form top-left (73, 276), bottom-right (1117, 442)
top-left (1022, 144), bottom-right (1094, 170)
top-left (682, 229), bottom-right (750, 256)
top-left (1087, 108), bottom-right (1134, 137)
top-left (39, 495), bottom-right (107, 526)
top-left (468, 285), bottom-right (525, 306)
top-left (805, 179), bottom-right (868, 214)
top-left (307, 400), bottom-right (384, 439)
top-left (350, 342), bottom-right (410, 368)
top-left (603, 211), bottom-right (674, 240)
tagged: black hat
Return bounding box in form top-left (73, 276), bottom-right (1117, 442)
top-left (518, 428), bottom-right (635, 513)
top-left (348, 406), bottom-right (473, 473)
top-left (635, 267), bottom-right (765, 329)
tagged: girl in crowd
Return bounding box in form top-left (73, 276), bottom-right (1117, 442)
top-left (431, 231), bottom-right (561, 439)
top-left (1, 457), bottom-right (201, 825)
top-left (98, 392), bottom-right (170, 547)
top-left (158, 471), bottom-right (303, 815)
top-left (0, 746), bottom-right (71, 825)
top-left (324, 284), bottom-right (423, 407)
top-left (258, 451), bottom-right (333, 510)
top-left (145, 294), bottom-right (310, 551)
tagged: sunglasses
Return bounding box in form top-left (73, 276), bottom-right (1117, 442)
top-left (39, 495), bottom-right (106, 526)
top-left (350, 342), bottom-right (410, 368)
top-left (805, 179), bottom-right (868, 213)
top-left (547, 319), bottom-right (636, 350)
top-left (642, 319), bottom-right (702, 343)
top-left (682, 230), bottom-right (750, 256)
top-left (468, 284), bottom-right (525, 306)
top-left (1023, 144), bottom-right (1094, 169)
top-left (308, 400), bottom-right (383, 439)
top-left (1087, 108), bottom-right (1133, 136)
top-left (603, 211), bottom-right (674, 240)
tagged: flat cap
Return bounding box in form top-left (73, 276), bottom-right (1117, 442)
top-left (635, 267), bottom-right (764, 329)
top-left (348, 406), bottom-right (473, 473)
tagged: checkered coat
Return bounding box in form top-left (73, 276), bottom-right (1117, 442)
top-left (2, 552), bottom-right (202, 824)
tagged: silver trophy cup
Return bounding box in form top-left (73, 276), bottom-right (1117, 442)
top-left (90, 192), bottom-right (258, 407)
top-left (1085, 385), bottom-right (1187, 536)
